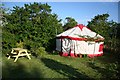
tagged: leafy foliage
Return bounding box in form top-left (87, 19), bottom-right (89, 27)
top-left (2, 2), bottom-right (63, 55)
top-left (87, 14), bottom-right (120, 50)
top-left (87, 14), bottom-right (110, 39)
top-left (36, 47), bottom-right (47, 57)
top-left (63, 17), bottom-right (78, 30)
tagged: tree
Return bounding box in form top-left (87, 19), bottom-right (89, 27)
top-left (87, 13), bottom-right (119, 51)
top-left (87, 14), bottom-right (110, 39)
top-left (116, 23), bottom-right (120, 39)
top-left (0, 4), bottom-right (8, 27)
top-left (63, 17), bottom-right (78, 30)
top-left (2, 2), bottom-right (63, 54)
top-left (115, 23), bottom-right (120, 50)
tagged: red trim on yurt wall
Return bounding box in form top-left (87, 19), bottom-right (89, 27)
top-left (59, 51), bottom-right (78, 57)
top-left (88, 53), bottom-right (103, 58)
top-left (69, 49), bottom-right (77, 57)
top-left (56, 36), bottom-right (104, 42)
top-left (99, 44), bottom-right (104, 52)
top-left (56, 36), bottom-right (87, 41)
top-left (59, 52), bottom-right (103, 58)
top-left (59, 52), bottom-right (69, 56)
top-left (70, 53), bottom-right (75, 57)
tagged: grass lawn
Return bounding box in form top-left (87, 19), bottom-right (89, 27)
top-left (2, 51), bottom-right (119, 79)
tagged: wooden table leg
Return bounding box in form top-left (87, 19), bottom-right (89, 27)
top-left (8, 56), bottom-right (11, 59)
top-left (25, 51), bottom-right (31, 59)
top-left (14, 52), bottom-right (20, 62)
top-left (26, 54), bottom-right (31, 59)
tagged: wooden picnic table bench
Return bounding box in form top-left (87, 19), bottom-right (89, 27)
top-left (8, 48), bottom-right (31, 62)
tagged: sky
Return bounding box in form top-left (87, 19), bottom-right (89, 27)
top-left (2, 1), bottom-right (119, 25)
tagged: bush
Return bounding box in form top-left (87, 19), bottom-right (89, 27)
top-left (35, 47), bottom-right (47, 57)
top-left (106, 62), bottom-right (119, 79)
top-left (2, 2), bottom-right (63, 56)
top-left (16, 41), bottom-right (24, 48)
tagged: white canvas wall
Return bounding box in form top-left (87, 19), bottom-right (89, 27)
top-left (56, 38), bottom-right (104, 55)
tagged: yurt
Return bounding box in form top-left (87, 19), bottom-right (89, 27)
top-left (56, 24), bottom-right (104, 58)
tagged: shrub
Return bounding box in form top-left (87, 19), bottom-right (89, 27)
top-left (106, 62), bottom-right (119, 79)
top-left (35, 47), bottom-right (47, 57)
top-left (16, 41), bottom-right (24, 48)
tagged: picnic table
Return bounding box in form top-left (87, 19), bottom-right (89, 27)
top-left (8, 48), bottom-right (31, 62)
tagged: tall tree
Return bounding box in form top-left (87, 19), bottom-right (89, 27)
top-left (63, 17), bottom-right (78, 30)
top-left (87, 13), bottom-right (119, 50)
top-left (87, 14), bottom-right (110, 39)
top-left (116, 23), bottom-right (120, 39)
top-left (0, 4), bottom-right (8, 27)
top-left (2, 2), bottom-right (63, 53)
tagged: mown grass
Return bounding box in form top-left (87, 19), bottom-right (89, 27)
top-left (2, 51), bottom-right (119, 79)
